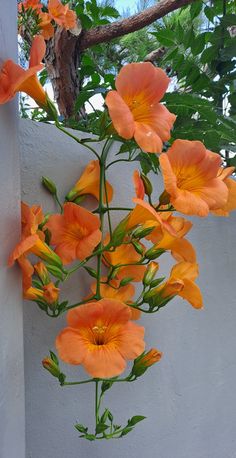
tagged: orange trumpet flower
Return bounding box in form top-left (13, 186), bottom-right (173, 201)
top-left (18, 0), bottom-right (43, 12)
top-left (147, 213), bottom-right (196, 263)
top-left (133, 170), bottom-right (145, 200)
top-left (45, 202), bottom-right (102, 264)
top-left (0, 35), bottom-right (47, 107)
top-left (105, 62), bottom-right (176, 153)
top-left (212, 167), bottom-right (236, 216)
top-left (159, 140), bottom-right (229, 217)
top-left (90, 277), bottom-right (140, 319)
top-left (48, 0), bottom-right (77, 30)
top-left (103, 235), bottom-right (146, 282)
top-left (127, 198), bottom-right (177, 237)
top-left (56, 299), bottom-right (145, 378)
top-left (38, 12), bottom-right (55, 40)
top-left (156, 261), bottom-right (203, 309)
top-left (66, 160), bottom-right (113, 203)
top-left (18, 255), bottom-right (44, 301)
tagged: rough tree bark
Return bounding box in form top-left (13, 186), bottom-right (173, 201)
top-left (45, 0), bottom-right (195, 118)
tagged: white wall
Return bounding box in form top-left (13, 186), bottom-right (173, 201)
top-left (19, 119), bottom-right (236, 458)
top-left (0, 2), bottom-right (25, 458)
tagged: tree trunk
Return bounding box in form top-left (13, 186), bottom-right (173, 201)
top-left (45, 28), bottom-right (82, 119)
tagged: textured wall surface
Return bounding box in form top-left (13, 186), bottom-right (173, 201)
top-left (20, 119), bottom-right (236, 458)
top-left (0, 3), bottom-right (25, 458)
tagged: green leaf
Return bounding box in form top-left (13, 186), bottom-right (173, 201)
top-left (190, 0), bottom-right (202, 19)
top-left (75, 424), bottom-right (88, 434)
top-left (101, 6), bottom-right (119, 18)
top-left (201, 45), bottom-right (218, 64)
top-left (151, 29), bottom-right (176, 47)
top-left (191, 33), bottom-right (206, 55)
top-left (96, 423), bottom-right (109, 434)
top-left (220, 40), bottom-right (236, 61)
top-left (120, 427), bottom-right (133, 437)
top-left (127, 415), bottom-right (146, 427)
top-left (101, 379), bottom-right (114, 394)
top-left (221, 14), bottom-right (236, 27)
top-left (204, 5), bottom-right (215, 22)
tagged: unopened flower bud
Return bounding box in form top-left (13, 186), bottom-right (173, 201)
top-left (120, 276), bottom-right (133, 286)
top-left (132, 240), bottom-right (144, 255)
top-left (42, 176), bottom-right (57, 195)
top-left (143, 262), bottom-right (159, 286)
top-left (42, 357), bottom-right (61, 378)
top-left (145, 246), bottom-right (165, 260)
top-left (43, 282), bottom-right (60, 309)
top-left (111, 216), bottom-right (129, 246)
top-left (131, 349), bottom-right (162, 377)
top-left (140, 173), bottom-right (153, 196)
top-left (132, 224), bottom-right (156, 239)
top-left (34, 262), bottom-right (50, 285)
top-left (158, 190), bottom-right (170, 206)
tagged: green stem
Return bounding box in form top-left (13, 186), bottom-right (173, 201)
top-left (55, 122), bottom-right (100, 160)
top-left (95, 138), bottom-right (113, 299)
top-left (95, 381), bottom-right (99, 427)
top-left (66, 296), bottom-right (96, 310)
top-left (63, 379), bottom-right (94, 386)
top-left (106, 158), bottom-right (133, 169)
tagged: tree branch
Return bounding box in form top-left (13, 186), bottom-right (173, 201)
top-left (79, 0), bottom-right (195, 51)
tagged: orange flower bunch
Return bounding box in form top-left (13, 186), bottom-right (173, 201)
top-left (4, 54), bottom-right (236, 440)
top-left (18, 0), bottom-right (77, 41)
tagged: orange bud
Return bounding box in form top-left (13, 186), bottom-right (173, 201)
top-left (143, 261), bottom-right (159, 286)
top-left (43, 282), bottom-right (59, 306)
top-left (34, 262), bottom-right (50, 284)
top-left (131, 348), bottom-right (162, 377)
top-left (42, 357), bottom-right (61, 377)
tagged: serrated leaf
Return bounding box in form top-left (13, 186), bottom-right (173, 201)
top-left (152, 29), bottom-right (176, 47)
top-left (127, 415), bottom-right (146, 426)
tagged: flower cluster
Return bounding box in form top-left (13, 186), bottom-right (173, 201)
top-left (2, 36), bottom-right (236, 440)
top-left (18, 0), bottom-right (77, 40)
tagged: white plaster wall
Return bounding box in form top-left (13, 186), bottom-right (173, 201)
top-left (0, 3), bottom-right (25, 458)
top-left (20, 119), bottom-right (236, 458)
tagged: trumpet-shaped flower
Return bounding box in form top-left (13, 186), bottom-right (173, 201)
top-left (90, 277), bottom-right (140, 319)
top-left (8, 234), bottom-right (62, 268)
top-left (66, 160), bottom-right (113, 203)
top-left (103, 235), bottom-right (146, 282)
top-left (18, 0), bottom-right (43, 12)
top-left (127, 198), bottom-right (177, 237)
top-left (159, 140), bottom-right (229, 217)
top-left (48, 0), bottom-right (77, 29)
top-left (0, 35), bottom-right (47, 107)
top-left (105, 62), bottom-right (176, 153)
top-left (56, 299), bottom-right (145, 378)
top-left (43, 282), bottom-right (60, 305)
top-left (147, 213), bottom-right (196, 263)
top-left (156, 261), bottom-right (203, 309)
top-left (45, 202), bottom-right (102, 264)
top-left (18, 255), bottom-right (44, 300)
top-left (133, 170), bottom-right (145, 200)
top-left (21, 201), bottom-right (44, 238)
top-left (212, 167), bottom-right (236, 216)
top-left (38, 12), bottom-right (55, 40)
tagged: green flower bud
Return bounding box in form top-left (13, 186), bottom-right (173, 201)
top-left (42, 176), bottom-right (57, 195)
top-left (140, 173), bottom-right (153, 196)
